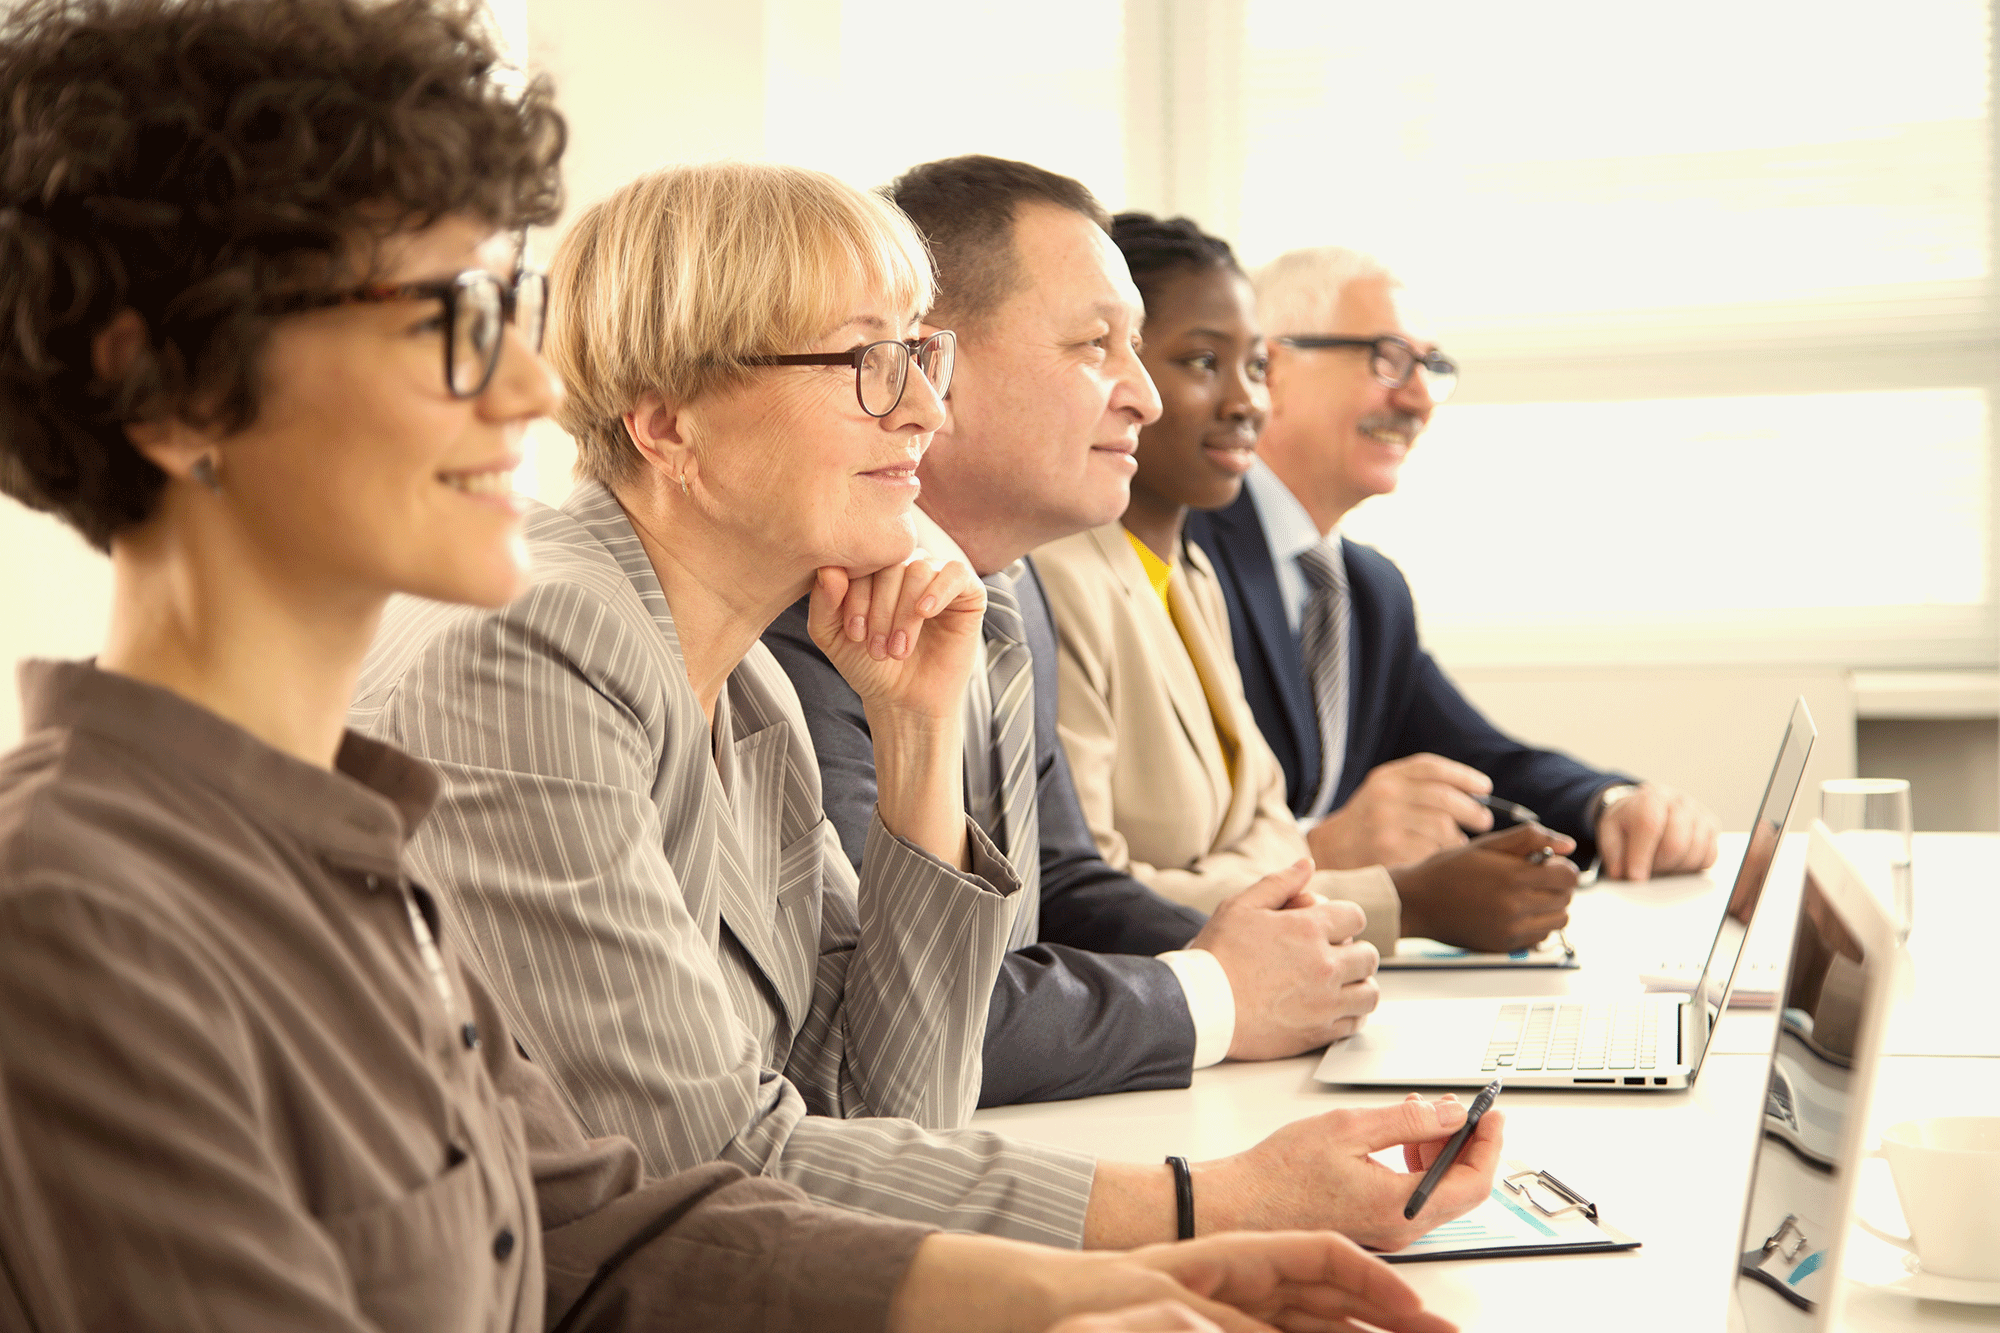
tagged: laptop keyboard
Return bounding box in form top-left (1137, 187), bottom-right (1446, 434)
top-left (1482, 1000), bottom-right (1661, 1073)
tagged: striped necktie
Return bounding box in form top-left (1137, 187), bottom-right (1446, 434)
top-left (981, 566), bottom-right (1040, 949)
top-left (1295, 540), bottom-right (1350, 819)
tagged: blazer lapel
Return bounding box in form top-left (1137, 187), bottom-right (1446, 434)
top-left (1092, 526), bottom-right (1233, 815)
top-left (1206, 491), bottom-right (1320, 782)
top-left (1174, 545), bottom-right (1263, 845)
top-left (562, 480), bottom-right (808, 1034)
top-left (711, 692), bottom-right (813, 1036)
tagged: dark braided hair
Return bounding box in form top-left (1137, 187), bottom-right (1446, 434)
top-left (0, 0), bottom-right (566, 550)
top-left (1108, 212), bottom-right (1242, 317)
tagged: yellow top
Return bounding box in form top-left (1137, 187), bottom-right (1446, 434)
top-left (1126, 529), bottom-right (1238, 773)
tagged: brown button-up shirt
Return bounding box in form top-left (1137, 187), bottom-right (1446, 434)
top-left (0, 662), bottom-right (929, 1333)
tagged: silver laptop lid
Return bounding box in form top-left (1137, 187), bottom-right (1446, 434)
top-left (1731, 824), bottom-right (1901, 1330)
top-left (1685, 697), bottom-right (1817, 1080)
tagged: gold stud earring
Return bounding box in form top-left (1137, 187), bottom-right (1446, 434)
top-left (190, 455), bottom-right (222, 494)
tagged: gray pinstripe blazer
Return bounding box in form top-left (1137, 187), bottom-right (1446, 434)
top-left (351, 482), bottom-right (1094, 1245)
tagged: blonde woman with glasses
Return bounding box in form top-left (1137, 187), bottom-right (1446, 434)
top-left (351, 160), bottom-right (1071, 1231)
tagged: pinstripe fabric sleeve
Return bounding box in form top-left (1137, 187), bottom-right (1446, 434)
top-left (353, 570), bottom-right (1094, 1246)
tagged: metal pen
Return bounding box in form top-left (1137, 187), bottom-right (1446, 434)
top-left (1471, 792), bottom-right (1542, 827)
top-left (1404, 1079), bottom-right (1503, 1221)
top-left (1520, 843), bottom-right (1575, 959)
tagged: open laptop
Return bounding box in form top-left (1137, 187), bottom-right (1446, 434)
top-left (1313, 696), bottom-right (1816, 1090)
top-left (1729, 823), bottom-right (1901, 1331)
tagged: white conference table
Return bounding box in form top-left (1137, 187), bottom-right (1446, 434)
top-left (973, 832), bottom-right (2000, 1332)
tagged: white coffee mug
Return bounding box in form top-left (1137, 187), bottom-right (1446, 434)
top-left (1855, 1116), bottom-right (2000, 1281)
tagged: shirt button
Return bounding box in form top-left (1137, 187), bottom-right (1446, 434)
top-left (363, 873), bottom-right (381, 891)
top-left (461, 1022), bottom-right (480, 1051)
top-left (492, 1228), bottom-right (515, 1262)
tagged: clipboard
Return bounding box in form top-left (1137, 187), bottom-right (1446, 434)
top-left (1736, 1210), bottom-right (1828, 1311)
top-left (1379, 1162), bottom-right (1640, 1263)
top-left (1380, 938), bottom-right (1579, 971)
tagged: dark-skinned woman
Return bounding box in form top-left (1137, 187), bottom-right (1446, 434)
top-left (1035, 213), bottom-right (1580, 961)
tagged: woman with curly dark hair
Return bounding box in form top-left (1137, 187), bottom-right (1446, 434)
top-left (0, 3), bottom-right (1461, 1331)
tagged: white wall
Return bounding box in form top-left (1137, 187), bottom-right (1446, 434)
top-left (519, 0), bottom-right (776, 500)
top-left (0, 507), bottom-right (114, 745)
top-left (1449, 666), bottom-right (1856, 837)
top-left (0, 0), bottom-right (774, 748)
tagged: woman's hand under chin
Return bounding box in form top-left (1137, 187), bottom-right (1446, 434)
top-left (808, 551), bottom-right (987, 725)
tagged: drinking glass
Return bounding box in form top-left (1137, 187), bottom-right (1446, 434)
top-left (1819, 778), bottom-right (1914, 941)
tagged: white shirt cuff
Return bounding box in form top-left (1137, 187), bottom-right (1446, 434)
top-left (1157, 948), bottom-right (1237, 1069)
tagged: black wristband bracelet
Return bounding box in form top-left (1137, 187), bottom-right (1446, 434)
top-left (1165, 1155), bottom-right (1194, 1240)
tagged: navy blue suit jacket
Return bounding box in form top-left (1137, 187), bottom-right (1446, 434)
top-left (762, 557), bottom-right (1208, 1107)
top-left (1186, 488), bottom-right (1628, 867)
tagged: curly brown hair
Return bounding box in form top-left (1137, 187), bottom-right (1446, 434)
top-left (0, 0), bottom-right (566, 550)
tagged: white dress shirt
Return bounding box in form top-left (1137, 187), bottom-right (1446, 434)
top-left (911, 513), bottom-right (1237, 1069)
top-left (1243, 461), bottom-right (1353, 820)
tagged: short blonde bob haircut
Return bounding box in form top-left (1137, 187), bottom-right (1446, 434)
top-left (548, 160), bottom-right (936, 487)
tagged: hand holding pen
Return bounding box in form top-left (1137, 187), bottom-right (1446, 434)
top-left (1517, 828), bottom-right (1575, 959)
top-left (1405, 1080), bottom-right (1503, 1220)
top-left (1469, 792), bottom-right (1542, 829)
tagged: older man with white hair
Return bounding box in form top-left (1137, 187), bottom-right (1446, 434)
top-left (1186, 246), bottom-right (1718, 883)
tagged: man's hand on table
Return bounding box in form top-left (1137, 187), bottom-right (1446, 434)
top-left (1389, 823), bottom-right (1579, 953)
top-left (1189, 861), bottom-right (1381, 1061)
top-left (1305, 754), bottom-right (1493, 870)
top-left (1595, 782), bottom-right (1719, 881)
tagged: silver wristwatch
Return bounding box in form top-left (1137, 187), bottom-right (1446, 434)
top-left (1593, 783), bottom-right (1641, 824)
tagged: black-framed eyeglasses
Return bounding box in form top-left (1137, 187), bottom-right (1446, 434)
top-left (272, 269), bottom-right (549, 399)
top-left (1274, 334), bottom-right (1458, 403)
top-left (743, 330), bottom-right (956, 418)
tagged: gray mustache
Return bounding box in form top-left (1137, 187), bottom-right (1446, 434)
top-left (1357, 412), bottom-right (1423, 437)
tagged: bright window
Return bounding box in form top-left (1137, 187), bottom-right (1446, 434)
top-left (1216, 0), bottom-right (1997, 665)
top-left (1342, 387), bottom-right (1988, 623)
top-left (1236, 0), bottom-right (1989, 331)
top-left (764, 1), bottom-right (1127, 205)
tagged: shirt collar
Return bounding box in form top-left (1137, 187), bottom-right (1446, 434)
top-left (17, 659), bottom-right (438, 876)
top-left (907, 509), bottom-right (1028, 592)
top-left (1244, 458), bottom-right (1337, 565)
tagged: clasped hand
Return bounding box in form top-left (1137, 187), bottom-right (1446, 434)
top-left (1191, 861), bottom-right (1382, 1061)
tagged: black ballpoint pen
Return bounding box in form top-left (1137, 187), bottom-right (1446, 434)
top-left (1471, 792), bottom-right (1541, 827)
top-left (1403, 1079), bottom-right (1502, 1221)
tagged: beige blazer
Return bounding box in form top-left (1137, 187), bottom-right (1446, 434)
top-left (1034, 523), bottom-right (1398, 947)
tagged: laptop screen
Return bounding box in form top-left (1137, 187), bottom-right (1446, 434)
top-left (1685, 697), bottom-right (1817, 1078)
top-left (1732, 833), bottom-right (1893, 1329)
